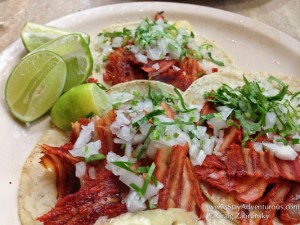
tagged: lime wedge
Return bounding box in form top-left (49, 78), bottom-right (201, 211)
top-left (21, 22), bottom-right (90, 52)
top-left (5, 51), bottom-right (67, 122)
top-left (29, 33), bottom-right (93, 92)
top-left (51, 83), bottom-right (110, 130)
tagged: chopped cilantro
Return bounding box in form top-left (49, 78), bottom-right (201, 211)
top-left (84, 153), bottom-right (106, 163)
top-left (174, 88), bottom-right (197, 113)
top-left (132, 109), bottom-right (165, 128)
top-left (111, 161), bottom-right (135, 173)
top-left (96, 83), bottom-right (108, 91)
top-left (292, 138), bottom-right (300, 145)
top-left (148, 85), bottom-right (164, 105)
top-left (206, 75), bottom-right (299, 145)
top-left (130, 163), bottom-right (156, 197)
top-left (207, 52), bottom-right (224, 66)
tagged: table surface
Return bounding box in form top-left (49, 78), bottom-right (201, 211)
top-left (0, 0), bottom-right (299, 52)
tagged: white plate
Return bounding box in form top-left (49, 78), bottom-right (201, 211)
top-left (0, 2), bottom-right (299, 224)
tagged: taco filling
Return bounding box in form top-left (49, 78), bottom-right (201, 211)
top-left (192, 75), bottom-right (300, 224)
top-left (93, 13), bottom-right (232, 91)
top-left (35, 82), bottom-right (206, 224)
top-left (20, 73), bottom-right (300, 225)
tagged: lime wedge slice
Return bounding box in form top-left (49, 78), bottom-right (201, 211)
top-left (51, 83), bottom-right (110, 130)
top-left (5, 51), bottom-right (67, 122)
top-left (29, 33), bottom-right (93, 92)
top-left (21, 22), bottom-right (90, 51)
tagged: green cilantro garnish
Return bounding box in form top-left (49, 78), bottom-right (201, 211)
top-left (111, 161), bottom-right (135, 173)
top-left (84, 112), bottom-right (94, 118)
top-left (112, 160), bottom-right (158, 198)
top-left (152, 129), bottom-right (160, 140)
top-left (136, 125), bottom-right (156, 159)
top-left (132, 109), bottom-right (165, 128)
top-left (174, 88), bottom-right (197, 113)
top-left (149, 202), bottom-right (157, 209)
top-left (112, 102), bottom-right (122, 109)
top-left (148, 85), bottom-right (164, 106)
top-left (102, 55), bottom-right (108, 62)
top-left (96, 83), bottom-right (108, 91)
top-left (206, 75), bottom-right (299, 145)
top-left (292, 138), bottom-right (300, 145)
top-left (199, 113), bottom-right (222, 125)
top-left (207, 52), bottom-right (224, 66)
top-left (130, 163), bottom-right (156, 197)
top-left (84, 153), bottom-right (106, 163)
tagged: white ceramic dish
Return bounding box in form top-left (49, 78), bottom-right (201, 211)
top-left (0, 2), bottom-right (299, 224)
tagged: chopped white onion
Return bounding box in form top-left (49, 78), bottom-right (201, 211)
top-left (253, 142), bottom-right (263, 152)
top-left (102, 43), bottom-right (113, 55)
top-left (72, 141), bottom-right (97, 157)
top-left (262, 142), bottom-right (298, 160)
top-left (125, 142), bottom-right (133, 158)
top-left (129, 45), bottom-right (142, 54)
top-left (189, 143), bottom-right (205, 166)
top-left (158, 39), bottom-right (168, 56)
top-left (112, 37), bottom-right (123, 48)
top-left (156, 131), bottom-right (191, 147)
top-left (216, 106), bottom-right (234, 121)
top-left (263, 88), bottom-right (279, 97)
top-left (152, 63), bottom-right (160, 70)
top-left (208, 172), bottom-right (220, 180)
top-left (132, 134), bottom-right (146, 145)
top-left (111, 111), bottom-right (131, 134)
top-left (140, 122), bottom-right (152, 135)
top-left (106, 152), bottom-right (163, 204)
top-left (213, 131), bottom-right (224, 154)
top-left (125, 191), bottom-right (147, 213)
top-left (88, 167), bottom-right (97, 179)
top-left (132, 99), bottom-right (153, 113)
top-left (149, 195), bottom-right (159, 206)
top-left (202, 136), bottom-right (216, 155)
top-left (106, 152), bottom-right (136, 176)
top-left (264, 112), bottom-right (277, 129)
top-left (195, 126), bottom-right (207, 139)
top-left (294, 144), bottom-right (300, 152)
top-left (73, 122), bottom-right (94, 149)
top-left (116, 126), bottom-right (134, 142)
top-left (266, 132), bottom-right (274, 140)
top-left (146, 46), bottom-right (162, 61)
top-left (172, 65), bottom-right (180, 71)
top-left (75, 162), bottom-right (86, 179)
top-left (207, 117), bottom-right (227, 136)
top-left (113, 138), bottom-right (126, 144)
top-left (135, 53), bottom-right (148, 64)
top-left (194, 150), bottom-right (206, 166)
top-left (146, 141), bottom-right (169, 159)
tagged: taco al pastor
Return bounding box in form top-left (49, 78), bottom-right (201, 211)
top-left (184, 70), bottom-right (300, 224)
top-left (91, 12), bottom-right (234, 91)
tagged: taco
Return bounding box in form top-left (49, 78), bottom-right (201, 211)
top-left (18, 80), bottom-right (201, 225)
top-left (91, 12), bottom-right (234, 91)
top-left (19, 71), bottom-right (300, 225)
top-left (184, 70), bottom-right (300, 224)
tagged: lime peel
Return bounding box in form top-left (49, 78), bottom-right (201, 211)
top-left (5, 51), bottom-right (67, 122)
top-left (28, 33), bottom-right (93, 92)
top-left (51, 83), bottom-right (110, 130)
top-left (21, 22), bottom-right (90, 52)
